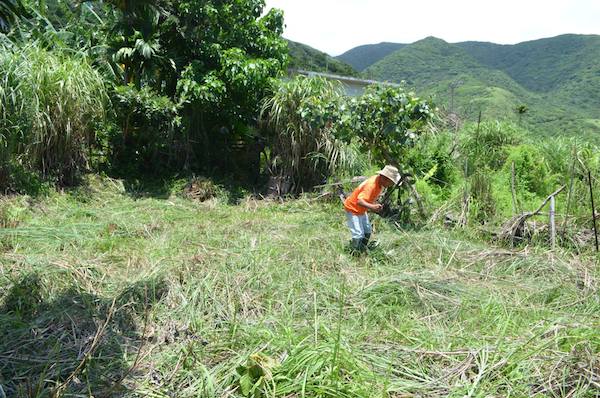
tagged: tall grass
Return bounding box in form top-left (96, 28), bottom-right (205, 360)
top-left (261, 76), bottom-right (366, 194)
top-left (0, 40), bottom-right (107, 188)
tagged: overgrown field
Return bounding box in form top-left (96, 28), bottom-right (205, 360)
top-left (1, 177), bottom-right (599, 397)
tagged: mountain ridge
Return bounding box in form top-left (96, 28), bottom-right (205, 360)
top-left (336, 42), bottom-right (406, 71)
top-left (286, 40), bottom-right (358, 77)
top-left (360, 35), bottom-right (600, 138)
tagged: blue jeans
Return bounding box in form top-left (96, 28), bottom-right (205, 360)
top-left (346, 212), bottom-right (372, 240)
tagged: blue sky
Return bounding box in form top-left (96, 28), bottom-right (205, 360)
top-left (264, 0), bottom-right (600, 55)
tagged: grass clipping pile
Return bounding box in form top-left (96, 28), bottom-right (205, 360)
top-left (182, 177), bottom-right (221, 202)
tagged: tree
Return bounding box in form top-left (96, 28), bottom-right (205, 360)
top-left (515, 104), bottom-right (528, 124)
top-left (339, 85), bottom-right (434, 169)
top-left (102, 0), bottom-right (288, 173)
top-left (106, 0), bottom-right (165, 86)
top-left (165, 0), bottom-right (288, 171)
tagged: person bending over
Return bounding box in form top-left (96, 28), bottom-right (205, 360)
top-left (343, 165), bottom-right (400, 252)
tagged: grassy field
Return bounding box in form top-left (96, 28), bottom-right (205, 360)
top-left (1, 176), bottom-right (599, 397)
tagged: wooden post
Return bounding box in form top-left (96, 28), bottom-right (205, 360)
top-left (588, 171), bottom-right (599, 252)
top-left (561, 147), bottom-right (577, 234)
top-left (511, 161), bottom-right (518, 215)
top-left (549, 195), bottom-right (556, 249)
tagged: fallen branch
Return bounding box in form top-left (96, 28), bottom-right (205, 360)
top-left (499, 186), bottom-right (565, 245)
top-left (312, 176), bottom-right (367, 189)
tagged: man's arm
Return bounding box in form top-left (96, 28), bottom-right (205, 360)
top-left (357, 198), bottom-right (383, 213)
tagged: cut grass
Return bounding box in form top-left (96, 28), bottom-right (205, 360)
top-left (0, 176), bottom-right (599, 397)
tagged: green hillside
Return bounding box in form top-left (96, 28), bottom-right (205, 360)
top-left (364, 37), bottom-right (537, 118)
top-left (287, 40), bottom-right (358, 76)
top-left (363, 36), bottom-right (600, 139)
top-left (457, 35), bottom-right (600, 115)
top-left (336, 42), bottom-right (406, 71)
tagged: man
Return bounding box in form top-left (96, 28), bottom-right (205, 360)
top-left (343, 165), bottom-right (400, 252)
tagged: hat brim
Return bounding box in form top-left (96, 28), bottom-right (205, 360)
top-left (378, 171), bottom-right (400, 184)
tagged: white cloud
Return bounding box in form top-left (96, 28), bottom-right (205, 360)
top-left (264, 0), bottom-right (600, 55)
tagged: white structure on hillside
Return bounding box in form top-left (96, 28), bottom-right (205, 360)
top-left (289, 69), bottom-right (401, 97)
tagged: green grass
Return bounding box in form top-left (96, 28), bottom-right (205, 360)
top-left (1, 176), bottom-right (599, 397)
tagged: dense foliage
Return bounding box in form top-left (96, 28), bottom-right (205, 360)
top-left (340, 85), bottom-right (434, 168)
top-left (105, 0), bottom-right (288, 173)
top-left (0, 0), bottom-right (25, 32)
top-left (260, 77), bottom-right (434, 194)
top-left (0, 0), bottom-right (289, 187)
top-left (261, 76), bottom-right (368, 194)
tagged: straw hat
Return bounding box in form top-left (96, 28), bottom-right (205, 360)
top-left (378, 165), bottom-right (400, 184)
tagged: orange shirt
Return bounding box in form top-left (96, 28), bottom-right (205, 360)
top-left (344, 175), bottom-right (383, 215)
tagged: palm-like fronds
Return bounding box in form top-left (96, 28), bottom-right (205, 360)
top-left (106, 0), bottom-right (165, 86)
top-left (261, 76), bottom-right (360, 194)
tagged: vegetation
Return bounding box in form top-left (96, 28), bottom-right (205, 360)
top-left (336, 42), bottom-right (406, 72)
top-left (1, 1), bottom-right (600, 396)
top-left (359, 35), bottom-right (600, 139)
top-left (0, 0), bottom-right (25, 32)
top-left (0, 0), bottom-right (289, 185)
top-left (339, 85), bottom-right (434, 167)
top-left (287, 40), bottom-right (358, 76)
top-left (0, 40), bottom-right (108, 190)
top-left (261, 77), bottom-right (358, 195)
top-left (0, 178), bottom-right (598, 396)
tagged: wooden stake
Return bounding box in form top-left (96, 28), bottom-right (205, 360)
top-left (549, 195), bottom-right (556, 249)
top-left (561, 147), bottom-right (577, 234)
top-left (588, 170), bottom-right (599, 252)
top-left (511, 161), bottom-right (518, 215)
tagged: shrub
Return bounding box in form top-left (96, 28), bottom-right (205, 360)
top-left (503, 145), bottom-right (551, 197)
top-left (340, 84), bottom-right (434, 168)
top-left (406, 131), bottom-right (458, 190)
top-left (460, 121), bottom-right (522, 172)
top-left (261, 76), bottom-right (355, 194)
top-left (469, 170), bottom-right (496, 223)
top-left (111, 84), bottom-right (180, 173)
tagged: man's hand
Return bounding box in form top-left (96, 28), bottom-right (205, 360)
top-left (358, 198), bottom-right (382, 213)
top-left (371, 203), bottom-right (383, 213)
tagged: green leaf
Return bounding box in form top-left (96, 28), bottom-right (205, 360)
top-left (239, 371), bottom-right (253, 396)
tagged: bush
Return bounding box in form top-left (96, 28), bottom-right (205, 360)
top-left (460, 121), bottom-right (522, 172)
top-left (503, 145), bottom-right (551, 196)
top-left (261, 76), bottom-right (353, 194)
top-left (111, 84), bottom-right (180, 173)
top-left (406, 131), bottom-right (458, 190)
top-left (469, 170), bottom-right (496, 223)
top-left (0, 41), bottom-right (107, 188)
